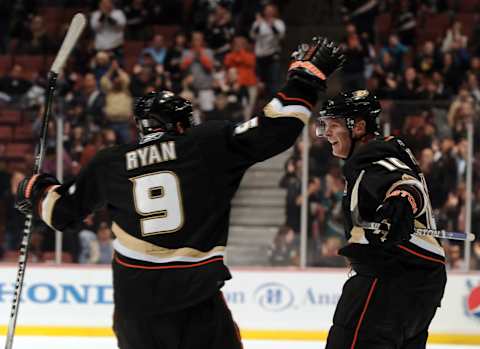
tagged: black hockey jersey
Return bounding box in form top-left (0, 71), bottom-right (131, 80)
top-left (340, 136), bottom-right (446, 274)
top-left (36, 85), bottom-right (314, 314)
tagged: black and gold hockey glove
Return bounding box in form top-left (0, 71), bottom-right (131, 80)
top-left (16, 173), bottom-right (60, 215)
top-left (374, 194), bottom-right (415, 246)
top-left (287, 36), bottom-right (345, 91)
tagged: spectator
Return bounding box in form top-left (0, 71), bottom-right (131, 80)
top-left (314, 236), bottom-right (347, 267)
top-left (42, 145), bottom-right (74, 179)
top-left (466, 71), bottom-right (480, 104)
top-left (181, 31), bottom-right (215, 115)
top-left (380, 33), bottom-right (408, 72)
top-left (249, 3), bottom-right (285, 98)
top-left (469, 56), bottom-right (480, 78)
top-left (90, 0), bottom-right (127, 60)
top-left (446, 243), bottom-right (465, 270)
top-left (100, 60), bottom-right (133, 144)
top-left (370, 51), bottom-right (399, 99)
top-left (90, 50), bottom-right (112, 83)
top-left (80, 131), bottom-right (105, 167)
top-left (123, 0), bottom-right (150, 41)
top-left (340, 23), bottom-right (370, 90)
top-left (17, 15), bottom-right (52, 55)
top-left (81, 72), bottom-right (106, 130)
top-left (141, 34), bottom-right (168, 67)
top-left (224, 35), bottom-right (257, 120)
top-left (417, 77), bottom-right (444, 101)
top-left (447, 88), bottom-right (474, 141)
top-left (395, 66), bottom-right (421, 100)
top-left (0, 64), bottom-right (32, 104)
top-left (189, 0), bottom-right (215, 31)
top-left (441, 52), bottom-right (464, 93)
top-left (206, 2), bottom-right (235, 62)
top-left (130, 65), bottom-right (155, 97)
top-left (393, 0), bottom-right (417, 46)
top-left (66, 125), bottom-right (87, 162)
top-left (78, 214), bottom-right (100, 264)
top-left (279, 156), bottom-right (302, 233)
top-left (165, 31), bottom-right (188, 93)
top-left (268, 225), bottom-right (299, 266)
top-left (319, 172), bottom-right (345, 239)
top-left (432, 70), bottom-right (453, 100)
top-left (401, 110), bottom-right (435, 155)
top-left (4, 171), bottom-right (26, 251)
top-left (341, 0), bottom-right (379, 41)
top-left (442, 20), bottom-right (468, 53)
top-left (96, 221), bottom-right (114, 264)
top-left (414, 40), bottom-right (441, 76)
top-left (102, 127), bottom-right (118, 148)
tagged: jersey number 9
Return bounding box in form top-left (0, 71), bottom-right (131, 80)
top-left (131, 171), bottom-right (184, 236)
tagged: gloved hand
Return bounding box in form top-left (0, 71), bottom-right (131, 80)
top-left (16, 173), bottom-right (60, 215)
top-left (287, 36), bottom-right (345, 91)
top-left (374, 195), bottom-right (414, 246)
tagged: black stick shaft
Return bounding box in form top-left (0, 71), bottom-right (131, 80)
top-left (4, 71), bottom-right (58, 349)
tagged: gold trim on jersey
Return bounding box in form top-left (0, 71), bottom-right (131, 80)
top-left (385, 174), bottom-right (428, 218)
top-left (40, 185), bottom-right (61, 228)
top-left (263, 98), bottom-right (310, 125)
top-left (348, 226), bottom-right (369, 244)
top-left (412, 220), bottom-right (444, 256)
top-left (348, 220), bottom-right (444, 256)
top-left (111, 222), bottom-right (225, 260)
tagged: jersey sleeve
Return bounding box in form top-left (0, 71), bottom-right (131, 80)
top-left (193, 79), bottom-right (319, 169)
top-left (360, 156), bottom-right (427, 218)
top-left (38, 150), bottom-right (109, 231)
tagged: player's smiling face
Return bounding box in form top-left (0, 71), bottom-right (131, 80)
top-left (323, 117), bottom-right (352, 159)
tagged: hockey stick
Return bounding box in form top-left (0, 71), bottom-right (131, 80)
top-left (4, 13), bottom-right (86, 349)
top-left (350, 170), bottom-right (475, 242)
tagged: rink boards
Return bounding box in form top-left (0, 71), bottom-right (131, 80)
top-left (0, 265), bottom-right (479, 345)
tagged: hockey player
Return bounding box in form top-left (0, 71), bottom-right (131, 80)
top-left (15, 37), bottom-right (344, 349)
top-left (318, 90), bottom-right (447, 349)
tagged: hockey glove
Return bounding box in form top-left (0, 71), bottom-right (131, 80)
top-left (16, 173), bottom-right (60, 215)
top-left (374, 195), bottom-right (415, 246)
top-left (287, 36), bottom-right (345, 91)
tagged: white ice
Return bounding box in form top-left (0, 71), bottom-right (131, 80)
top-left (0, 337), bottom-right (477, 349)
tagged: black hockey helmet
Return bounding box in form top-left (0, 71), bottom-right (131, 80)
top-left (317, 89), bottom-right (381, 136)
top-left (134, 90), bottom-right (193, 137)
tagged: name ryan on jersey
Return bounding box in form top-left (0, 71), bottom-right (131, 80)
top-left (125, 141), bottom-right (177, 170)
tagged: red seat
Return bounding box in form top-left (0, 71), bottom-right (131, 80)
top-left (5, 143), bottom-right (32, 159)
top-left (124, 41), bottom-right (145, 59)
top-left (14, 55), bottom-right (45, 78)
top-left (6, 158), bottom-right (27, 173)
top-left (375, 14), bottom-right (392, 44)
top-left (455, 13), bottom-right (476, 38)
top-left (417, 13), bottom-right (451, 43)
top-left (13, 124), bottom-right (33, 141)
top-left (3, 250), bottom-right (37, 263)
top-left (458, 0), bottom-right (479, 12)
top-left (0, 55), bottom-right (13, 76)
top-left (42, 251), bottom-right (73, 263)
top-left (39, 7), bottom-right (62, 35)
top-left (0, 126), bottom-right (12, 141)
top-left (0, 110), bottom-right (22, 125)
top-left (124, 55), bottom-right (139, 74)
top-left (152, 25), bottom-right (180, 44)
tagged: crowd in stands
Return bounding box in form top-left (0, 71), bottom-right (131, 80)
top-left (0, 0), bottom-right (478, 270)
top-left (273, 0), bottom-right (480, 270)
top-left (0, 0), bottom-right (285, 264)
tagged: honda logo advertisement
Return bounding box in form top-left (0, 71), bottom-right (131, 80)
top-left (0, 266), bottom-right (478, 341)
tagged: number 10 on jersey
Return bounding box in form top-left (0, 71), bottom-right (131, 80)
top-left (131, 171), bottom-right (185, 236)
